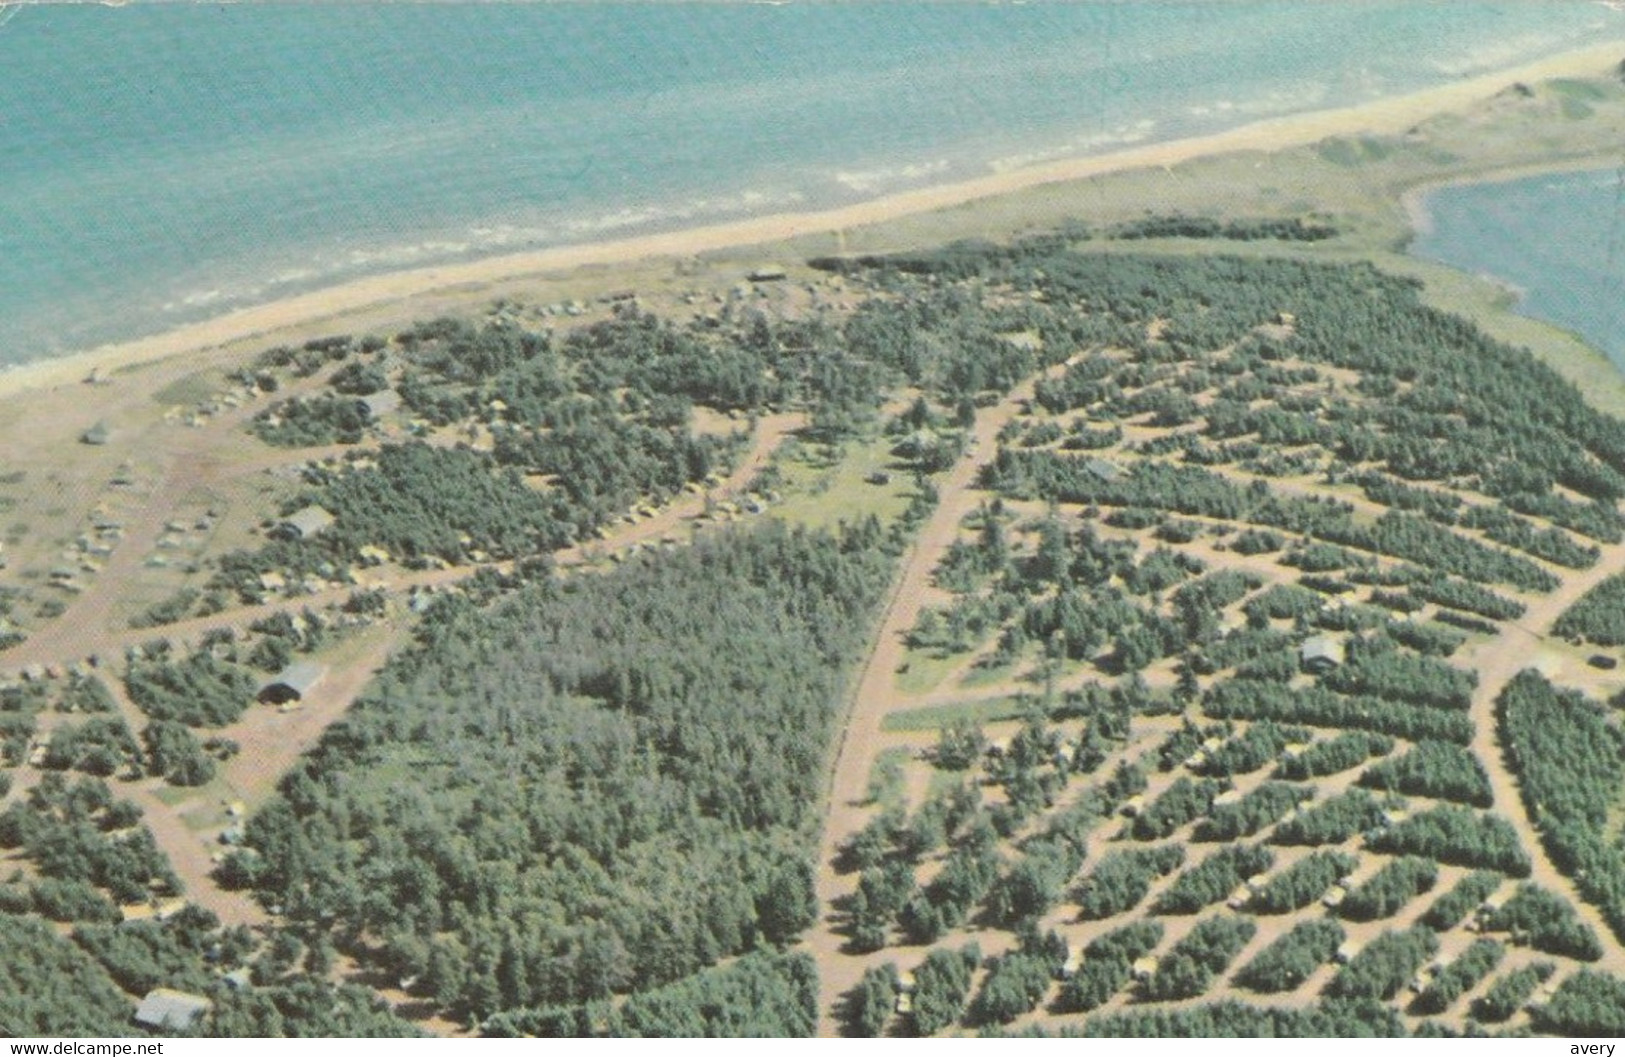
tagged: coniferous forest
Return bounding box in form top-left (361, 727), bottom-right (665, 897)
top-left (223, 522), bottom-right (900, 1027)
top-left (7, 221), bottom-right (1625, 1038)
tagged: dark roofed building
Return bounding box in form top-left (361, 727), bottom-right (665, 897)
top-left (257, 661), bottom-right (327, 706)
top-left (134, 988), bottom-right (212, 1031)
top-left (278, 505), bottom-right (335, 540)
top-left (1300, 634), bottom-right (1346, 674)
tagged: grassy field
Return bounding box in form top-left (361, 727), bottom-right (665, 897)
top-left (151, 368), bottom-right (230, 409)
top-left (766, 431), bottom-right (922, 531)
top-left (878, 695), bottom-right (1032, 734)
top-left (893, 648), bottom-right (966, 697)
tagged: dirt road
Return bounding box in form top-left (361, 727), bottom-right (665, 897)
top-left (100, 675), bottom-right (270, 929)
top-left (2, 406), bottom-right (805, 949)
top-left (805, 371), bottom-right (1062, 1035)
top-left (2, 412), bottom-right (803, 676)
top-left (1459, 539), bottom-right (1625, 967)
top-left (804, 395), bottom-right (1625, 1033)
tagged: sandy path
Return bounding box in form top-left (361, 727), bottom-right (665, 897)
top-left (1458, 540), bottom-right (1625, 967)
top-left (804, 409), bottom-right (1625, 1032)
top-left (806, 367), bottom-right (1064, 1035)
top-left (95, 675), bottom-right (269, 929)
top-left (2, 404), bottom-right (805, 964)
top-left (216, 628), bottom-right (395, 808)
top-left (0, 367), bottom-right (336, 670)
top-left (3, 409), bottom-right (801, 911)
top-left (2, 411), bottom-right (803, 676)
top-left (12, 447), bottom-right (230, 665)
top-left (125, 782), bottom-right (267, 930)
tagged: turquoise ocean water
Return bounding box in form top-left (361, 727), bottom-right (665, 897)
top-left (0, 2), bottom-right (1619, 364)
top-left (1412, 167), bottom-right (1625, 369)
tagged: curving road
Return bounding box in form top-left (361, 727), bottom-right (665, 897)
top-left (1458, 539), bottom-right (1625, 967)
top-left (804, 366), bottom-right (1071, 1035)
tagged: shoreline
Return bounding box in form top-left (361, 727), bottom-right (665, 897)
top-left (5, 38), bottom-right (1625, 402)
top-left (1401, 154), bottom-right (1625, 243)
top-left (1401, 158), bottom-right (1625, 376)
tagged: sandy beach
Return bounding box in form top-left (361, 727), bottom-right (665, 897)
top-left (5, 37), bottom-right (1625, 402)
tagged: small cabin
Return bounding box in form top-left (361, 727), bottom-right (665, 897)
top-left (1130, 956), bottom-right (1159, 983)
top-left (257, 661), bottom-right (327, 706)
top-left (1300, 635), bottom-right (1345, 674)
top-left (277, 505), bottom-right (335, 540)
